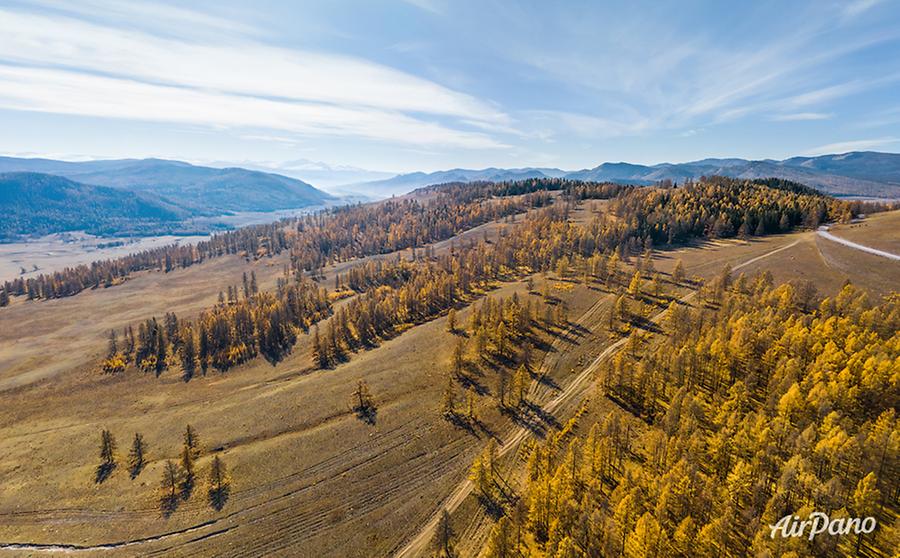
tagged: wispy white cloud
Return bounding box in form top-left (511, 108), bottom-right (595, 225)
top-left (843, 0), bottom-right (884, 17)
top-left (523, 110), bottom-right (653, 140)
top-left (0, 7), bottom-right (507, 123)
top-left (0, 3), bottom-right (510, 149)
top-left (770, 112), bottom-right (833, 121)
top-left (784, 81), bottom-right (870, 107)
top-left (24, 0), bottom-right (258, 36)
top-left (802, 136), bottom-right (898, 156)
top-left (0, 65), bottom-right (507, 149)
top-left (500, 3), bottom-right (899, 141)
top-left (400, 0), bottom-right (446, 15)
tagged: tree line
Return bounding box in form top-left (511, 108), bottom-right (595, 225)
top-left (3, 222), bottom-right (289, 301)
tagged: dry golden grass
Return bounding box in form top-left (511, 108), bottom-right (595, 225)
top-left (0, 209), bottom-right (893, 558)
top-left (828, 209), bottom-right (900, 254)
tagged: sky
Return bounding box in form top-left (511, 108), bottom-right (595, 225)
top-left (1, 0), bottom-right (899, 179)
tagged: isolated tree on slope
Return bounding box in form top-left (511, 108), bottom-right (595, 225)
top-left (180, 445), bottom-right (196, 498)
top-left (128, 433), bottom-right (147, 479)
top-left (95, 429), bottom-right (116, 483)
top-left (184, 425), bottom-right (201, 460)
top-left (207, 455), bottom-right (230, 511)
top-left (159, 460), bottom-right (180, 516)
top-left (446, 308), bottom-right (457, 333)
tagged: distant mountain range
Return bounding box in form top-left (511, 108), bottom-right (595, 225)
top-left (2, 151), bottom-right (897, 241)
top-left (0, 157), bottom-right (336, 240)
top-left (0, 157), bottom-right (335, 214)
top-left (348, 151), bottom-right (900, 198)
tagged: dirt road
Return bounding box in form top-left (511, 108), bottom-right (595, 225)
top-left (817, 227), bottom-right (900, 261)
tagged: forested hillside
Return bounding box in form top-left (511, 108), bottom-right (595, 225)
top-left (0, 157), bottom-right (335, 214)
top-left (0, 172), bottom-right (185, 239)
top-left (90, 176), bottom-right (881, 379)
top-left (478, 278), bottom-right (899, 557)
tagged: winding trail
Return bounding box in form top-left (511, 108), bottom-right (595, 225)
top-left (392, 237), bottom-right (801, 558)
top-left (817, 226), bottom-right (900, 261)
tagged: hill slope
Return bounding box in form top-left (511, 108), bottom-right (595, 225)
top-left (0, 157), bottom-right (334, 213)
top-left (0, 172), bottom-right (186, 239)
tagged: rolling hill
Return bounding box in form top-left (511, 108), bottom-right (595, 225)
top-left (0, 172), bottom-right (187, 239)
top-left (0, 157), bottom-right (335, 213)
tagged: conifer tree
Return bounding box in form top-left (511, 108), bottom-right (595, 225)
top-left (628, 270), bottom-right (642, 298)
top-left (207, 455), bottom-right (230, 511)
top-left (160, 460), bottom-right (180, 515)
top-left (485, 516), bottom-right (515, 558)
top-left (180, 445), bottom-right (195, 498)
top-left (184, 425), bottom-right (201, 460)
top-left (128, 432), bottom-right (147, 479)
top-left (451, 338), bottom-right (465, 378)
top-left (465, 387), bottom-right (477, 423)
top-left (180, 328), bottom-right (197, 381)
top-left (672, 259), bottom-right (685, 284)
top-left (350, 380), bottom-right (376, 424)
top-left (107, 330), bottom-right (118, 359)
top-left (446, 308), bottom-right (457, 333)
top-left (96, 429), bottom-right (117, 483)
top-left (512, 365), bottom-right (529, 407)
top-left (441, 376), bottom-right (456, 419)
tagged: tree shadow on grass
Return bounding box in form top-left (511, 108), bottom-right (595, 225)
top-left (180, 475), bottom-right (195, 501)
top-left (354, 405), bottom-right (377, 425)
top-left (160, 493), bottom-right (179, 518)
top-left (95, 463), bottom-right (115, 484)
top-left (209, 485), bottom-right (230, 511)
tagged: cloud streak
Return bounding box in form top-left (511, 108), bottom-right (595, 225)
top-left (770, 112), bottom-right (833, 121)
top-left (0, 65), bottom-right (507, 149)
top-left (0, 3), bottom-right (509, 148)
top-left (803, 137), bottom-right (898, 156)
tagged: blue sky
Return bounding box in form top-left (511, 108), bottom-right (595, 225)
top-left (1, 0), bottom-right (899, 179)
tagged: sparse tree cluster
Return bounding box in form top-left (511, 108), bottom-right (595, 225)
top-left (92, 425), bottom-right (230, 515)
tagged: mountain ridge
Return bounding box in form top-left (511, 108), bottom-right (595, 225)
top-left (0, 157), bottom-right (335, 214)
top-left (347, 151), bottom-right (900, 198)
